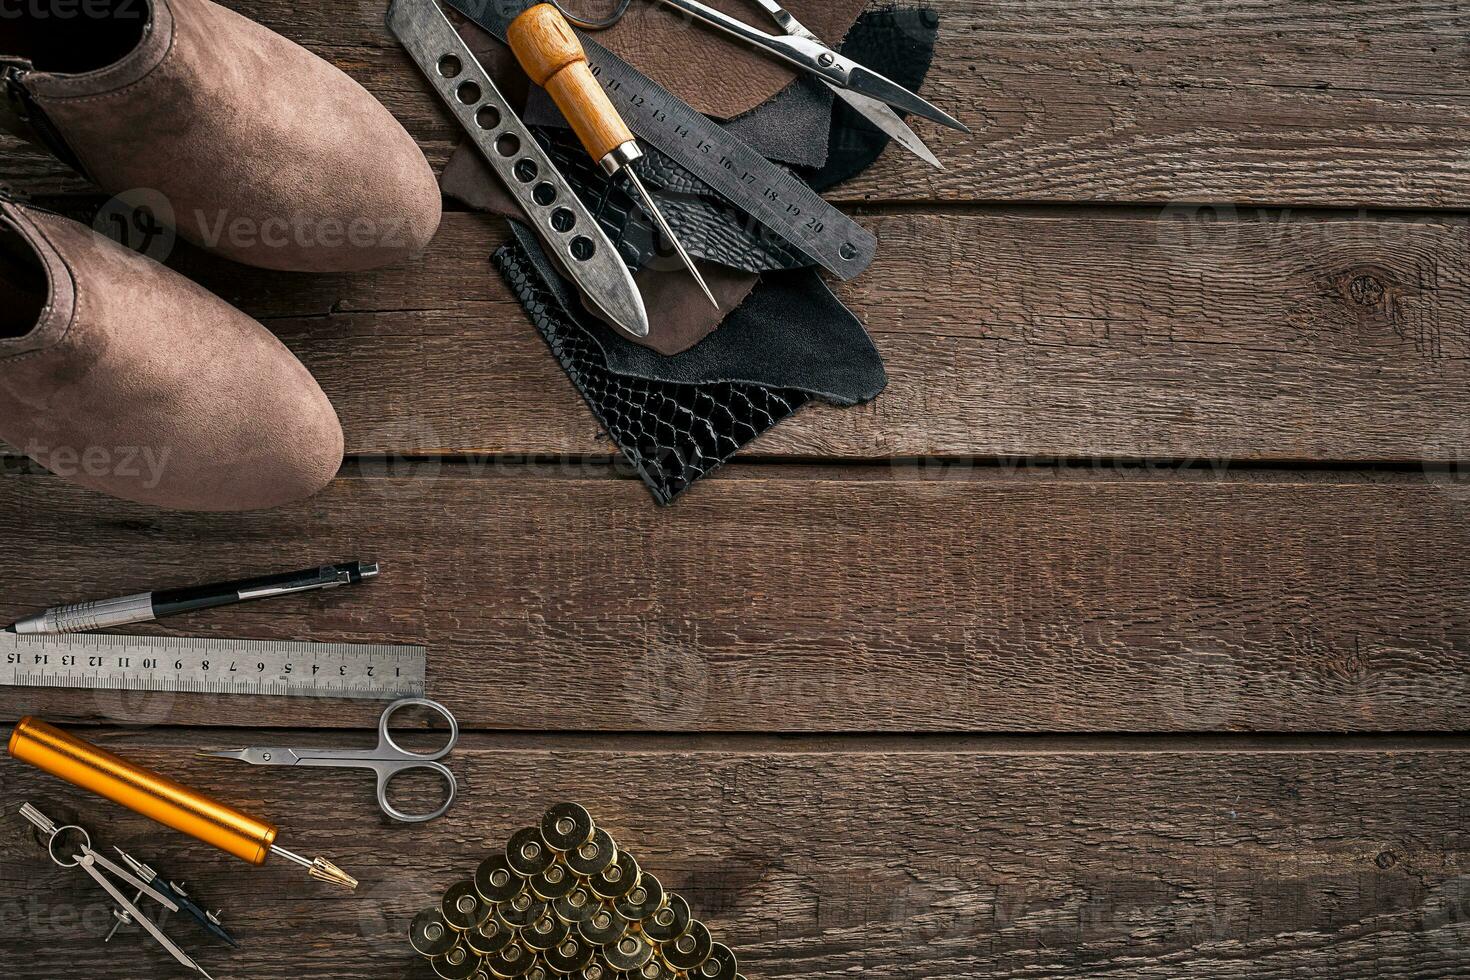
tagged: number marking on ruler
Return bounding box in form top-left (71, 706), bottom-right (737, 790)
top-left (581, 42), bottom-right (878, 279)
top-left (0, 633), bottom-right (426, 701)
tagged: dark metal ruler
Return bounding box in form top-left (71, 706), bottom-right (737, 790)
top-left (1, 632), bottom-right (426, 700)
top-left (443, 0), bottom-right (877, 280)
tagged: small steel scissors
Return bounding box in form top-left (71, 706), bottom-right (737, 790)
top-left (552, 0), bottom-right (969, 169)
top-left (201, 698), bottom-right (459, 824)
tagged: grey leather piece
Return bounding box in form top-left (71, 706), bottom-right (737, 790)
top-left (721, 75), bottom-right (834, 168)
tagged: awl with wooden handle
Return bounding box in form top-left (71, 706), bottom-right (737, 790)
top-left (8, 717), bottom-right (358, 891)
top-left (508, 3), bottom-right (719, 309)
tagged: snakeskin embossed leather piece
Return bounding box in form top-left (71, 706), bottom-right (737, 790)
top-left (494, 228), bottom-right (809, 504)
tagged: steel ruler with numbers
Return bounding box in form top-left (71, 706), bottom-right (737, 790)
top-left (0, 632), bottom-right (426, 700)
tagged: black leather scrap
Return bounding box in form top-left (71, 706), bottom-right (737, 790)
top-left (495, 223), bottom-right (810, 504)
top-left (494, 221), bottom-right (885, 503)
top-left (596, 271), bottom-right (886, 403)
top-left (501, 221), bottom-right (884, 401)
top-left (803, 6), bottom-right (942, 191)
top-left (721, 75), bottom-right (834, 169)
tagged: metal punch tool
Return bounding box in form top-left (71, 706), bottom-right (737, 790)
top-left (389, 0), bottom-right (652, 339)
top-left (555, 0), bottom-right (968, 169)
top-left (202, 698), bottom-right (460, 824)
top-left (17, 803), bottom-right (217, 980)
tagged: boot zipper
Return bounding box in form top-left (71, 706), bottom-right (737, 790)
top-left (0, 60), bottom-right (35, 139)
top-left (1, 61), bottom-right (89, 177)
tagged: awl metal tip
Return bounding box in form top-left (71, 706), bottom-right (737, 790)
top-left (624, 167), bottom-right (720, 312)
top-left (690, 265), bottom-right (720, 310)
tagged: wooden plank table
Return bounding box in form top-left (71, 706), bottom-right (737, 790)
top-left (2, 1), bottom-right (1469, 977)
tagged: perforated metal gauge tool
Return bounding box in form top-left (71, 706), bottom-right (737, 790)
top-left (389, 0), bottom-right (650, 338)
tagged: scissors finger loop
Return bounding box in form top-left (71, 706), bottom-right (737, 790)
top-left (379, 698), bottom-right (459, 761)
top-left (378, 762), bottom-right (458, 824)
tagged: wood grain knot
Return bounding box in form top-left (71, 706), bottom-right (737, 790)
top-left (1348, 274), bottom-right (1388, 308)
top-left (1376, 849), bottom-right (1401, 869)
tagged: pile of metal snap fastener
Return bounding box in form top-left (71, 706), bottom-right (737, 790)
top-left (410, 803), bottom-right (743, 980)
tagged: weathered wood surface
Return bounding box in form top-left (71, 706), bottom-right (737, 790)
top-left (7, 1), bottom-right (1470, 207)
top-left (2, 734), bottom-right (1468, 980)
top-left (16, 203), bottom-right (1470, 463)
top-left (155, 209), bottom-right (1470, 462)
top-left (2, 466), bottom-right (1467, 734)
top-left (7, 0), bottom-right (1470, 463)
top-left (2, 0), bottom-right (1467, 975)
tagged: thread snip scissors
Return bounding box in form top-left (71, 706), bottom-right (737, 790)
top-left (201, 698), bottom-right (460, 824)
top-left (554, 0), bottom-right (968, 169)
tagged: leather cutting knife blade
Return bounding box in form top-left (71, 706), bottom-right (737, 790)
top-left (388, 0), bottom-right (650, 338)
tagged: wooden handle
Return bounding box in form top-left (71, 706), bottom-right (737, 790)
top-left (508, 3), bottom-right (635, 164)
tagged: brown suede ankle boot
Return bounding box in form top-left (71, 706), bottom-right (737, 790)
top-left (0, 198), bottom-right (344, 510)
top-left (0, 0), bottom-right (441, 272)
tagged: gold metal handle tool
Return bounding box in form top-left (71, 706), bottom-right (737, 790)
top-left (8, 716), bottom-right (357, 891)
top-left (508, 2), bottom-right (719, 310)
